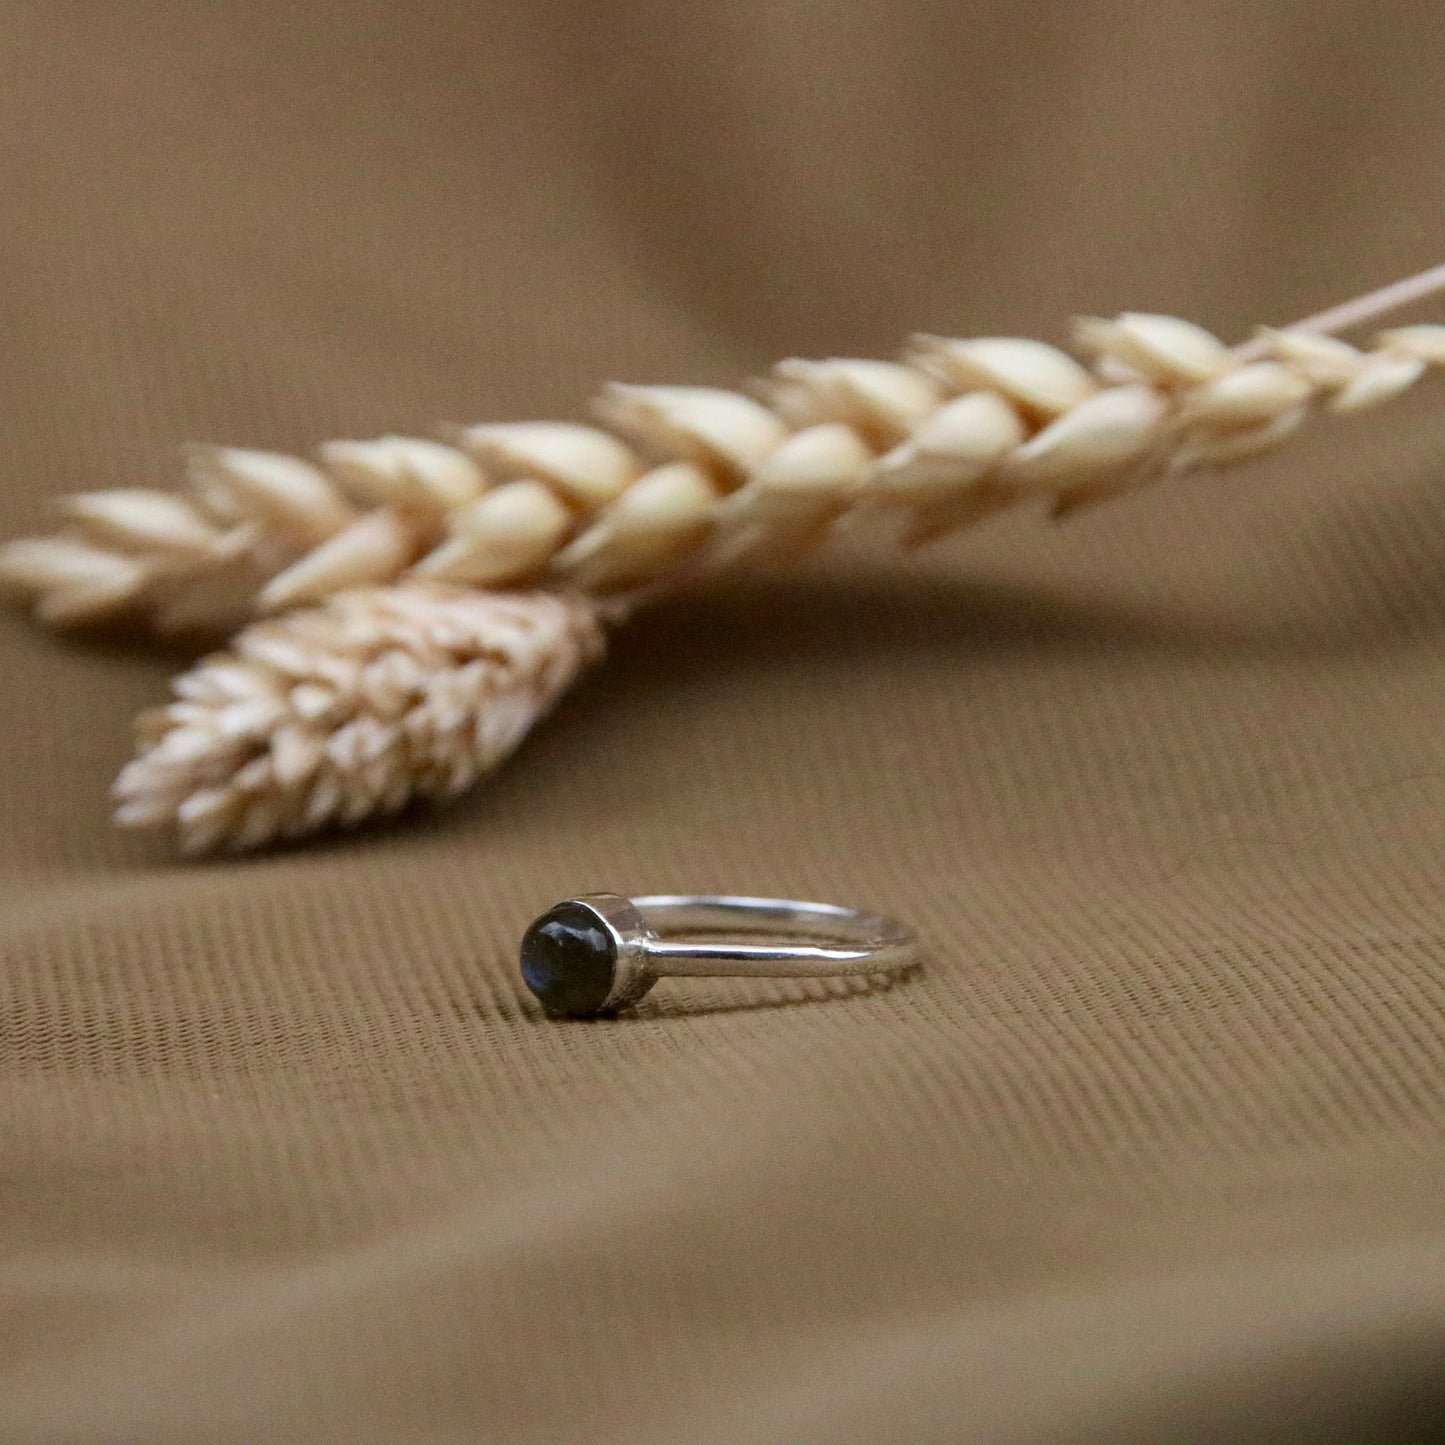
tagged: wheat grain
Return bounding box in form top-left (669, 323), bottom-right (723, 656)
top-left (112, 585), bottom-right (604, 854)
top-left (7, 305), bottom-right (1445, 635)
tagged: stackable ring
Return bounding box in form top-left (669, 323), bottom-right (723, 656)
top-left (519, 893), bottom-right (916, 1018)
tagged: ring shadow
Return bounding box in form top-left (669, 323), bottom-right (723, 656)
top-left (532, 961), bottom-right (922, 1024)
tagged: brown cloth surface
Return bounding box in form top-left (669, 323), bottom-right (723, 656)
top-left (3, 2), bottom-right (1445, 1440)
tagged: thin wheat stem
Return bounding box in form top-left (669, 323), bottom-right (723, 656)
top-left (1235, 260), bottom-right (1445, 360)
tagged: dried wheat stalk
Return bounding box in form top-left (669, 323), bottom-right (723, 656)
top-left (111, 585), bottom-right (603, 854)
top-left (6, 313), bottom-right (1445, 635)
top-left (6, 270), bottom-right (1445, 853)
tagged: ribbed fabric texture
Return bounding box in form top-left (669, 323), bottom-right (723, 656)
top-left (2, 3), bottom-right (1445, 1440)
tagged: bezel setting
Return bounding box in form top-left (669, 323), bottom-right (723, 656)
top-left (519, 893), bottom-right (659, 1018)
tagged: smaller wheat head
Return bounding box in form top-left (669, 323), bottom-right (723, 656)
top-left (112, 585), bottom-right (604, 854)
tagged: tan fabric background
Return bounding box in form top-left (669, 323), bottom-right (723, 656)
top-left (3, 2), bottom-right (1445, 1439)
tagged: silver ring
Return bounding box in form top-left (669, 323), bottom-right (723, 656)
top-left (519, 893), bottom-right (916, 1017)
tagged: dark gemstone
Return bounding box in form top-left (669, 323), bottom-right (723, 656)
top-left (519, 902), bottom-right (618, 1017)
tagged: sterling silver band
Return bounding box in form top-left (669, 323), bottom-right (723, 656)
top-left (634, 895), bottom-right (915, 976)
top-left (519, 893), bottom-right (916, 1017)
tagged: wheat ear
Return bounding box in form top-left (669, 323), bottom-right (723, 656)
top-left (111, 585), bottom-right (604, 854)
top-left (11, 268), bottom-right (1445, 853)
top-left (5, 311), bottom-right (1445, 633)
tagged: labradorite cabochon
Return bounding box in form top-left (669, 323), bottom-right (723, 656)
top-left (520, 902), bottom-right (618, 1016)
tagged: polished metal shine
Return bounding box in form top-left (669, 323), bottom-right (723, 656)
top-left (520, 893), bottom-right (916, 1017)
